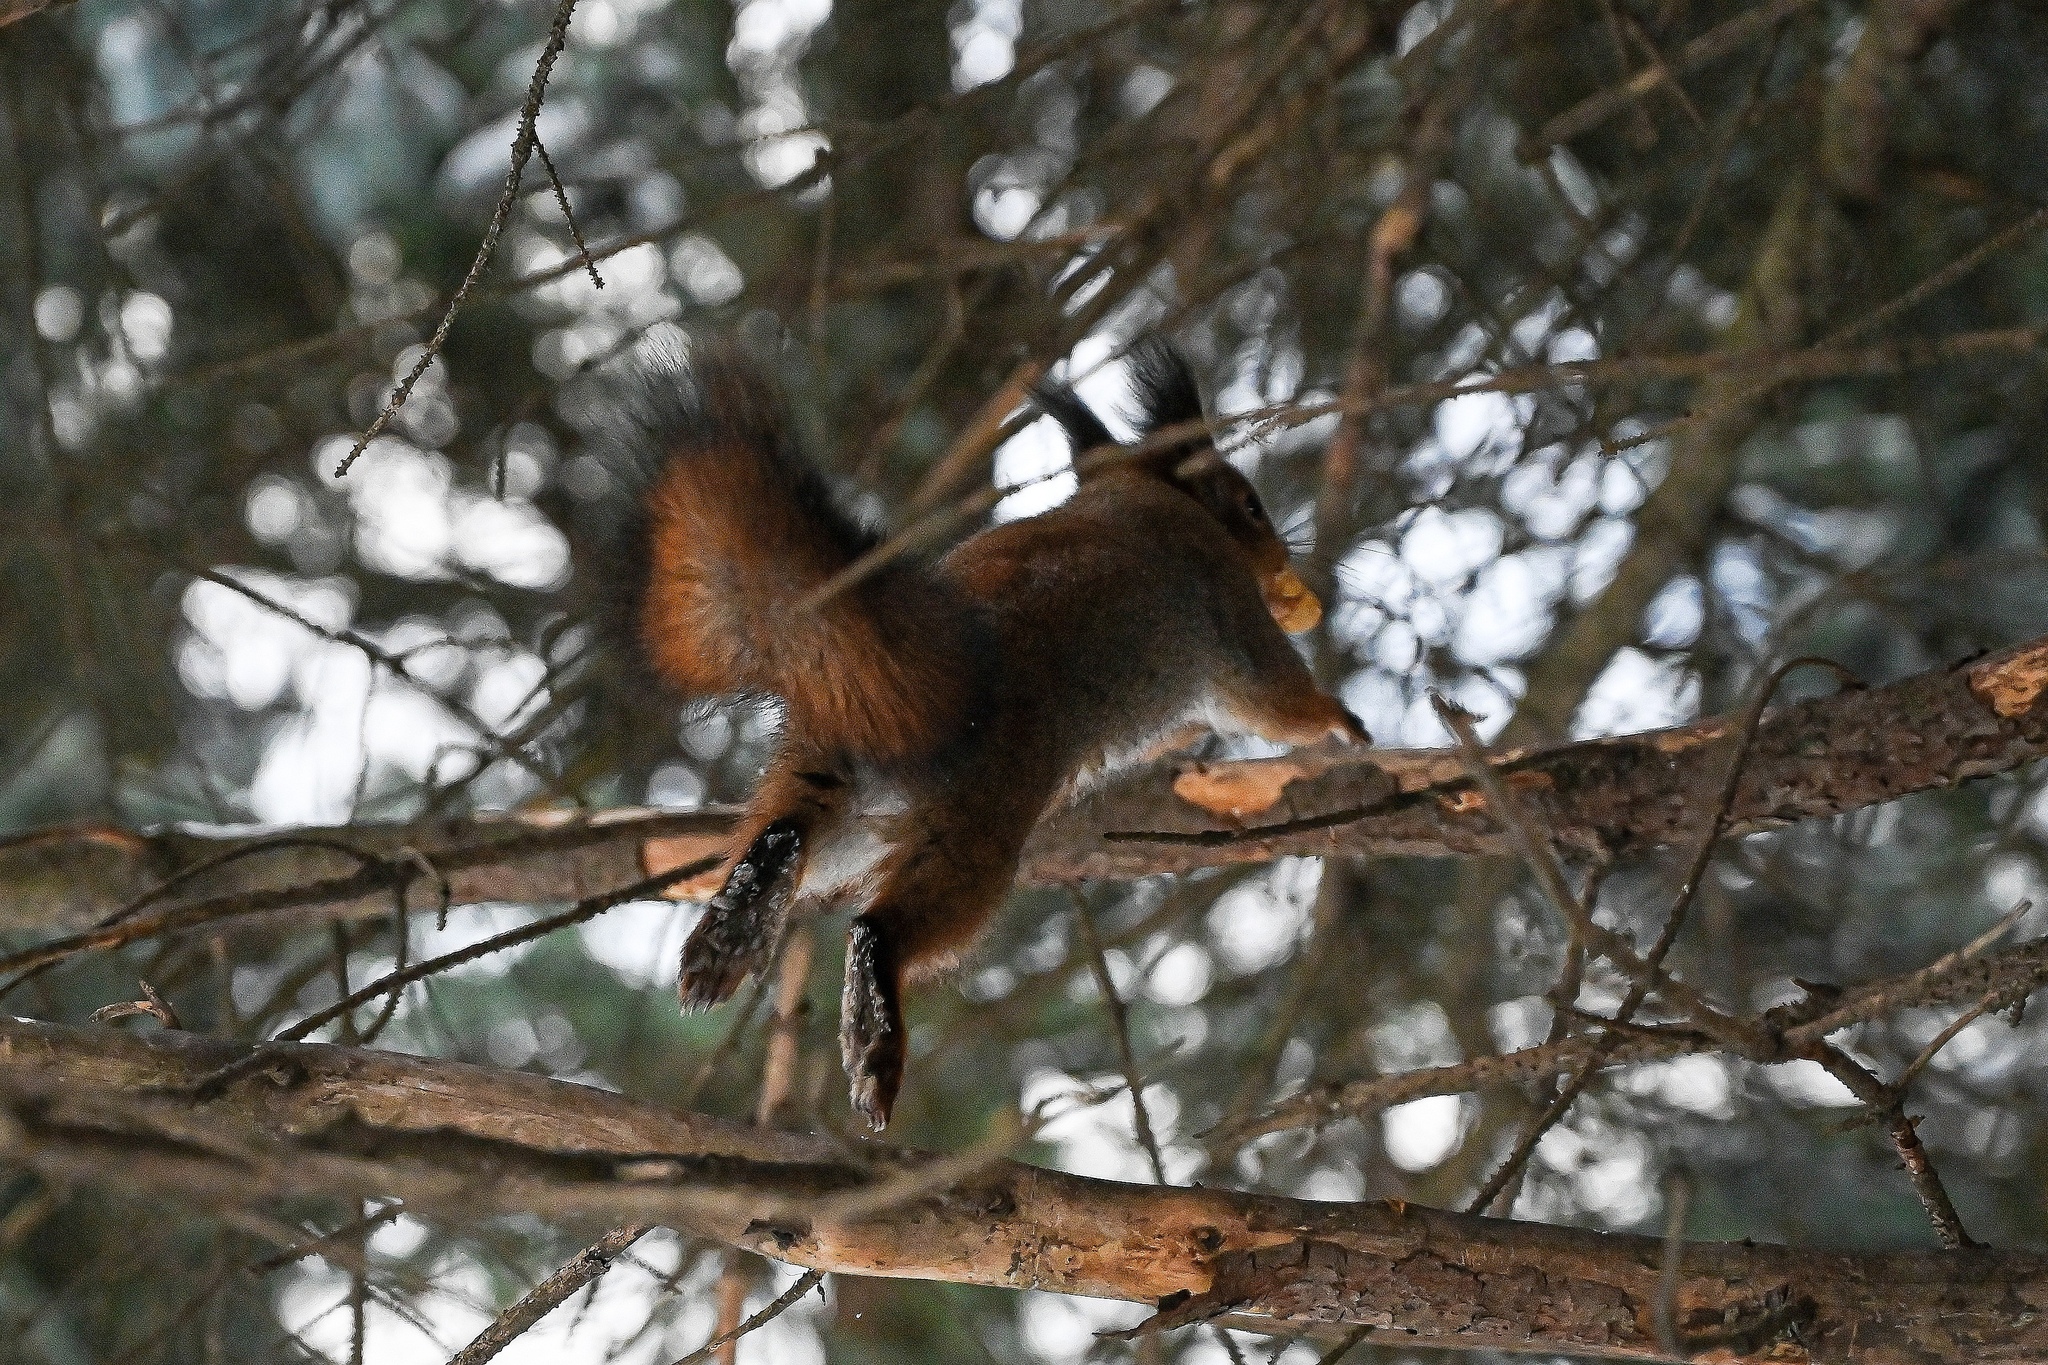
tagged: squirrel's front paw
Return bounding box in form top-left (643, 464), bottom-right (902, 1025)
top-left (841, 917), bottom-right (905, 1131)
top-left (1287, 695), bottom-right (1370, 747)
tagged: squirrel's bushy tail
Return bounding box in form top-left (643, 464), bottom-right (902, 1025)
top-left (602, 341), bottom-right (977, 761)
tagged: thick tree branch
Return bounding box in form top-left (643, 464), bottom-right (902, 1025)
top-left (1, 1019), bottom-right (2043, 1363)
top-left (7, 634), bottom-right (2048, 951)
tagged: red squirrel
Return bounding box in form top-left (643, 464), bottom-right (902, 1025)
top-left (603, 337), bottom-right (1366, 1128)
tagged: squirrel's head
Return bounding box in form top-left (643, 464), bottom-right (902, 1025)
top-left (1034, 338), bottom-right (1323, 635)
top-left (1162, 449), bottom-right (1321, 634)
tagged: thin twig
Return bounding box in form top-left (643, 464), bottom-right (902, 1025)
top-left (1212, 1325), bottom-right (1251, 1365)
top-left (1606, 204), bottom-right (2048, 458)
top-left (667, 1270), bottom-right (823, 1365)
top-left (532, 132), bottom-right (603, 290)
top-left (333, 0), bottom-right (580, 476)
top-left (1654, 1166), bottom-right (1694, 1356)
top-left (448, 1224), bottom-right (651, 1365)
top-left (706, 927), bottom-right (816, 1364)
top-left (1533, 0), bottom-right (1819, 148)
top-left (357, 877), bottom-right (422, 1046)
top-left (1312, 1325), bottom-right (1373, 1365)
top-left (90, 979), bottom-right (181, 1029)
top-left (1922, 899), bottom-right (2034, 979)
top-left (1427, 692), bottom-right (1597, 947)
top-left (1810, 1044), bottom-right (1974, 1248)
top-left (184, 858), bottom-right (718, 1097)
top-left (0, 830), bottom-right (389, 1004)
top-left (1448, 657), bottom-right (1851, 1211)
top-left (271, 863), bottom-right (710, 1044)
top-left (189, 567), bottom-right (577, 803)
top-left (1071, 890), bottom-right (1168, 1183)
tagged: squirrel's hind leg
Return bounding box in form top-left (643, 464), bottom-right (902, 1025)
top-left (840, 915), bottom-right (904, 1130)
top-left (839, 834), bottom-right (1022, 1129)
top-left (678, 759), bottom-right (844, 1012)
top-left (678, 818), bottom-right (802, 1011)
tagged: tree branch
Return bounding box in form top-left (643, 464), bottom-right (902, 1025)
top-left (9, 633), bottom-right (2048, 948)
top-left (1, 1019), bottom-right (2042, 1364)
top-left (448, 1223), bottom-right (651, 1365)
top-left (1229, 931), bottom-right (2048, 1142)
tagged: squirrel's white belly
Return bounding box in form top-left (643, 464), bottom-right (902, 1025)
top-left (794, 777), bottom-right (906, 903)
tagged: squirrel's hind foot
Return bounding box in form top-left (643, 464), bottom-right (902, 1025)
top-left (840, 916), bottom-right (905, 1130)
top-left (677, 821), bottom-right (802, 1012)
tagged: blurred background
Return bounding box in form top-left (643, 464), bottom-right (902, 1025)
top-left (6, 0), bottom-right (2048, 1359)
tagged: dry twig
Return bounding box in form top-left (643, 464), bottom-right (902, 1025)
top-left (333, 0), bottom-right (581, 477)
top-left (448, 1223), bottom-right (652, 1365)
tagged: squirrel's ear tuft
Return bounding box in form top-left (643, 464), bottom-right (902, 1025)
top-left (1123, 337), bottom-right (1211, 477)
top-left (1125, 337), bottom-right (1203, 436)
top-left (1031, 378), bottom-right (1116, 457)
top-left (1033, 338), bottom-right (1210, 481)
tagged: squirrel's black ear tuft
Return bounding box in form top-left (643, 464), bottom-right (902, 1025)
top-left (1034, 338), bottom-right (1209, 481)
top-left (1031, 378), bottom-right (1117, 456)
top-left (1124, 337), bottom-right (1204, 437)
top-left (1122, 337), bottom-right (1212, 480)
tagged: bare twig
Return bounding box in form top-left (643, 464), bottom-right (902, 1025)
top-left (268, 855), bottom-right (717, 1040)
top-left (91, 979), bottom-right (181, 1030)
top-left (1427, 692), bottom-right (1597, 947)
top-left (532, 133), bottom-right (603, 290)
top-left (1606, 204), bottom-right (2048, 458)
top-left (1458, 658), bottom-right (1852, 1210)
top-left (0, 811), bottom-right (728, 981)
top-left (188, 567), bottom-right (577, 803)
top-left (1230, 931), bottom-right (2048, 1141)
top-left (1533, 0), bottom-right (1819, 148)
top-left (448, 1224), bottom-right (652, 1365)
top-left (1809, 1045), bottom-right (1975, 1249)
top-left (705, 927), bottom-right (815, 1363)
top-left (0, 830), bottom-right (391, 1005)
top-left (1312, 1325), bottom-right (1373, 1365)
top-left (1071, 890), bottom-right (1168, 1184)
top-left (185, 857), bottom-right (719, 1097)
top-left (668, 1270), bottom-right (823, 1365)
top-left (357, 879), bottom-right (422, 1046)
top-left (333, 0), bottom-right (581, 476)
top-left (1654, 1167), bottom-right (1694, 1356)
top-left (755, 927), bottom-right (814, 1129)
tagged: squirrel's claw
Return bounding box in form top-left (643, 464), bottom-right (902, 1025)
top-left (841, 917), bottom-right (905, 1131)
top-left (1336, 706), bottom-right (1371, 745)
top-left (677, 920), bottom-right (756, 1012)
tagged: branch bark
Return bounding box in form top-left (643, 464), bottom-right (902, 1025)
top-left (2, 1019), bottom-right (2042, 1364)
top-left (8, 633), bottom-right (2048, 948)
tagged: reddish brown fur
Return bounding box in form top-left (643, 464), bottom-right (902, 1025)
top-left (620, 343), bottom-right (1365, 1129)
top-left (631, 387), bottom-right (977, 764)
